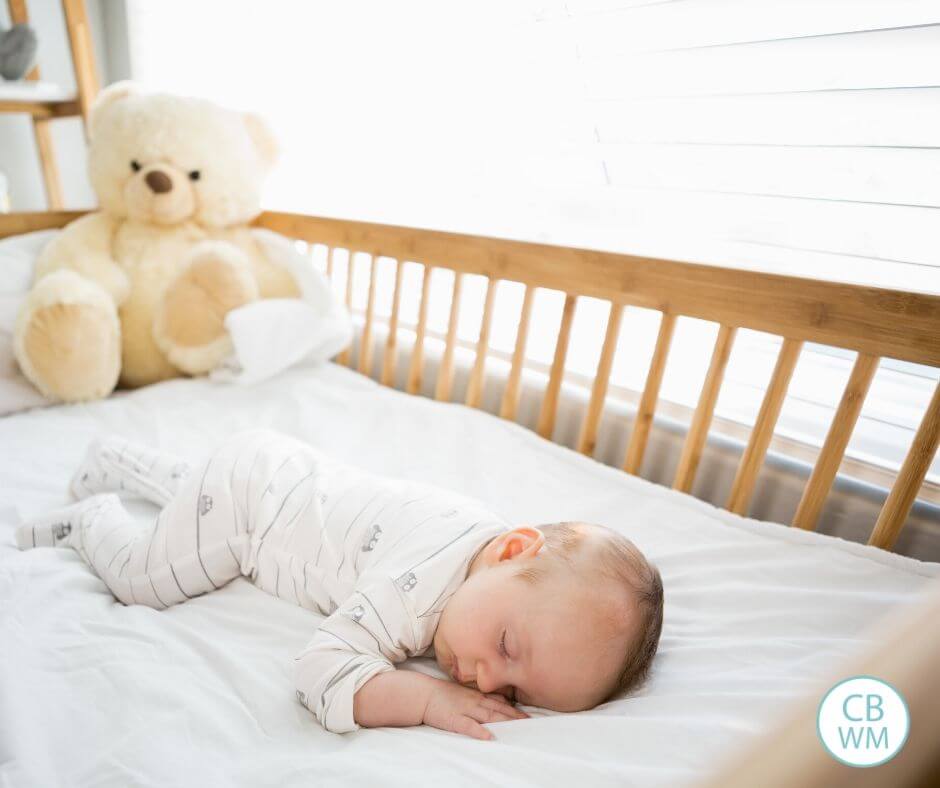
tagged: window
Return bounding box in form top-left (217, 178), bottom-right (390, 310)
top-left (127, 0), bottom-right (940, 487)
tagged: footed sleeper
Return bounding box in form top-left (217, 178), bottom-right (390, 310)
top-left (16, 428), bottom-right (509, 733)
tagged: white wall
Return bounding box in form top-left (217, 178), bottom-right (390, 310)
top-left (0, 0), bottom-right (129, 210)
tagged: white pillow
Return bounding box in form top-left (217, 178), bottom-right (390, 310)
top-left (0, 230), bottom-right (57, 416)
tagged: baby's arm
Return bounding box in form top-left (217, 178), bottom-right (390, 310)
top-left (352, 669), bottom-right (434, 727)
top-left (355, 670), bottom-right (526, 740)
top-left (293, 577), bottom-right (524, 737)
top-left (293, 598), bottom-right (398, 734)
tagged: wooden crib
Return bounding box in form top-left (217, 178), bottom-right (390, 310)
top-left (2, 208), bottom-right (939, 787)
top-left (2, 208), bottom-right (939, 553)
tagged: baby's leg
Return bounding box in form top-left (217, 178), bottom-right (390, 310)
top-left (70, 436), bottom-right (192, 507)
top-left (15, 485), bottom-right (245, 608)
top-left (15, 433), bottom-right (278, 608)
top-left (17, 429), bottom-right (327, 610)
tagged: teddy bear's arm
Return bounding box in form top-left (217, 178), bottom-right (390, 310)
top-left (35, 212), bottom-right (130, 305)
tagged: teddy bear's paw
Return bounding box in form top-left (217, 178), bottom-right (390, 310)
top-left (14, 272), bottom-right (121, 402)
top-left (153, 243), bottom-right (259, 375)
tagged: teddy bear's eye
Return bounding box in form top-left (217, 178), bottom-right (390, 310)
top-left (130, 160), bottom-right (142, 172)
top-left (189, 170), bottom-right (201, 181)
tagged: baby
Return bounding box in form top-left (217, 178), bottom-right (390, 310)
top-left (15, 428), bottom-right (664, 740)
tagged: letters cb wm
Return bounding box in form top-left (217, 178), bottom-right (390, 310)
top-left (816, 675), bottom-right (910, 767)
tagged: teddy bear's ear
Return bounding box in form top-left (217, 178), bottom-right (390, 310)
top-left (243, 113), bottom-right (279, 168)
top-left (89, 80), bottom-right (141, 140)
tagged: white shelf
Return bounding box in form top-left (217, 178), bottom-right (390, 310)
top-left (0, 81), bottom-right (75, 102)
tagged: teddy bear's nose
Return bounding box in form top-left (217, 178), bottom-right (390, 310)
top-left (145, 170), bottom-right (173, 194)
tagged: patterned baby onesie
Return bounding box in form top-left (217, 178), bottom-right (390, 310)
top-left (15, 428), bottom-right (510, 733)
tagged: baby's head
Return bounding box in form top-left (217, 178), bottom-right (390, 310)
top-left (433, 522), bottom-right (663, 711)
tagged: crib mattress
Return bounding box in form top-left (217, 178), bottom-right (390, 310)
top-left (1, 361), bottom-right (937, 787)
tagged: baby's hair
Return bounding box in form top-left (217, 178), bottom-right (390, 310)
top-left (515, 521), bottom-right (664, 704)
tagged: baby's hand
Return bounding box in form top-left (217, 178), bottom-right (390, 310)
top-left (422, 681), bottom-right (528, 740)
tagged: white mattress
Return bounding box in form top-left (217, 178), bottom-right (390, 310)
top-left (1, 361), bottom-right (937, 787)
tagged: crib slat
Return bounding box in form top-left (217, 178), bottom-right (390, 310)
top-left (673, 325), bottom-right (737, 493)
top-left (465, 278), bottom-right (498, 409)
top-left (577, 302), bottom-right (624, 457)
top-left (726, 337), bottom-right (803, 515)
top-left (537, 293), bottom-right (578, 440)
top-left (380, 259), bottom-right (404, 387)
top-left (406, 264), bottom-right (434, 395)
top-left (435, 273), bottom-right (464, 402)
top-left (358, 254), bottom-right (379, 376)
top-left (337, 250), bottom-right (356, 366)
top-left (623, 313), bottom-right (677, 475)
top-left (792, 353), bottom-right (879, 531)
top-left (325, 247), bottom-right (341, 362)
top-left (499, 285), bottom-right (535, 421)
top-left (326, 246), bottom-right (335, 282)
top-left (868, 381), bottom-right (940, 550)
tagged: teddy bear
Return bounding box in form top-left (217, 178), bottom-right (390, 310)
top-left (13, 81), bottom-right (305, 403)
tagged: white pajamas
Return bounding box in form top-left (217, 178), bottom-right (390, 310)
top-left (17, 429), bottom-right (510, 733)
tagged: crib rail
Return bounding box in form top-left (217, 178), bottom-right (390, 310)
top-left (2, 209), bottom-right (938, 552)
top-left (255, 212), bottom-right (940, 367)
top-left (255, 211), bottom-right (939, 552)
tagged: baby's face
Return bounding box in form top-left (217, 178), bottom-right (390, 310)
top-left (433, 528), bottom-right (628, 711)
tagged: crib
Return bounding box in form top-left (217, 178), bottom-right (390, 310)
top-left (1, 208), bottom-right (938, 786)
top-left (5, 208), bottom-right (938, 550)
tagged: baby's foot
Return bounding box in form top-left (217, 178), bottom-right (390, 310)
top-left (70, 437), bottom-right (113, 499)
top-left (15, 493), bottom-right (119, 550)
top-left (70, 436), bottom-right (190, 506)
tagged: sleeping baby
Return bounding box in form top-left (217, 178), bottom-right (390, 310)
top-left (15, 428), bottom-right (664, 740)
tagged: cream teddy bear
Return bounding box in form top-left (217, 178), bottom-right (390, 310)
top-left (13, 81), bottom-right (302, 402)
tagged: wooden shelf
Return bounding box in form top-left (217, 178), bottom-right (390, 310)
top-left (0, 101), bottom-right (81, 117)
top-left (3, 0), bottom-right (98, 209)
top-left (0, 82), bottom-right (79, 117)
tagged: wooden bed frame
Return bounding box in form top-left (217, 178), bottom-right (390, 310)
top-left (2, 208), bottom-right (938, 786)
top-left (2, 209), bottom-right (938, 553)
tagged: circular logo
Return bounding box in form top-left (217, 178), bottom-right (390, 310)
top-left (817, 675), bottom-right (909, 767)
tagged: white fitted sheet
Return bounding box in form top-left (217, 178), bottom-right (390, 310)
top-left (1, 361), bottom-right (937, 787)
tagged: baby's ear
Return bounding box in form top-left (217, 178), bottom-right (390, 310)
top-left (497, 526), bottom-right (545, 562)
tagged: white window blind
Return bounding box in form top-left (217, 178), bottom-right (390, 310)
top-left (126, 0), bottom-right (939, 488)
